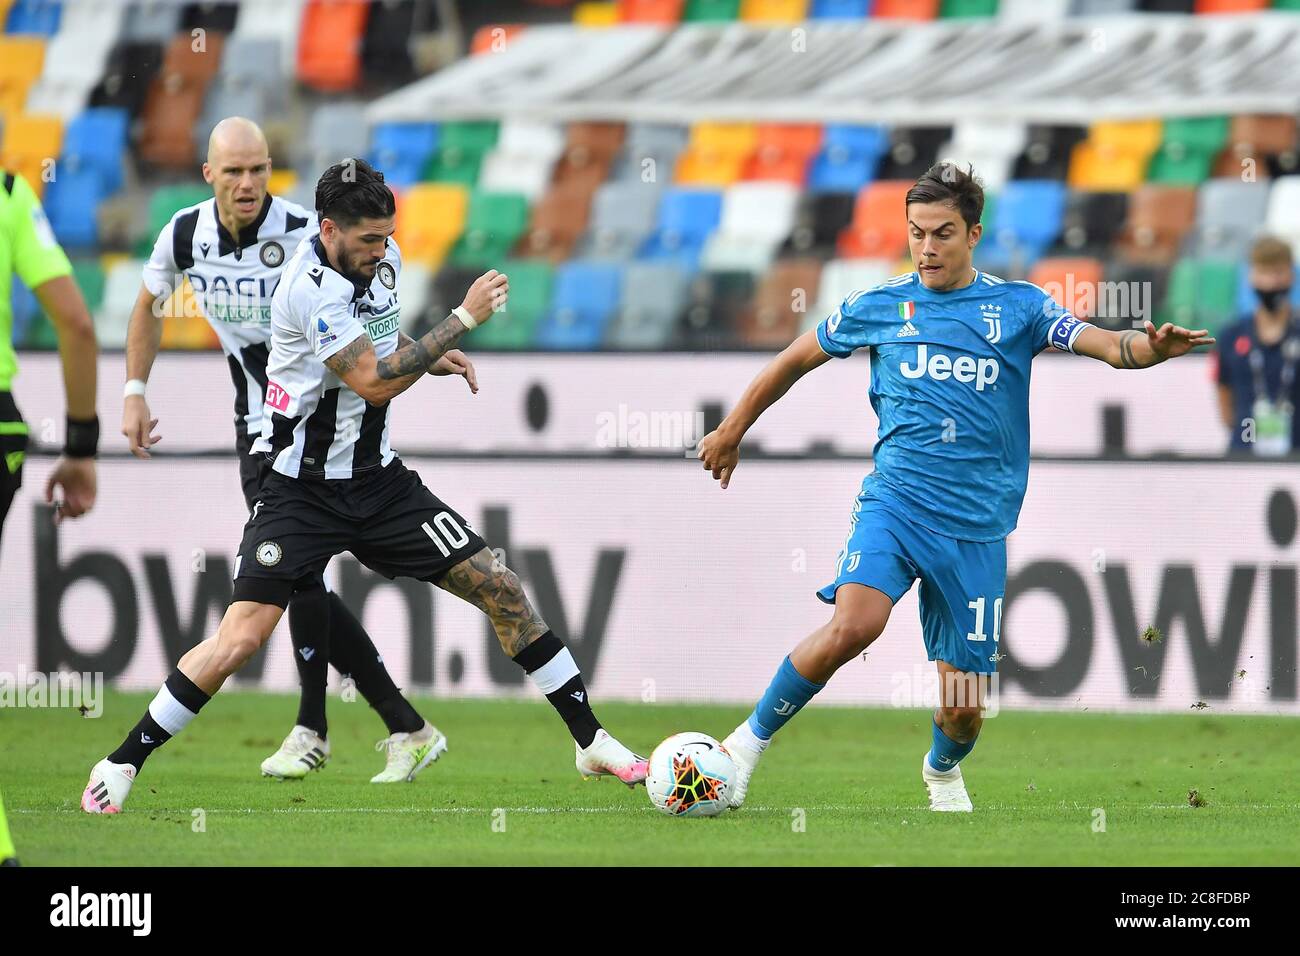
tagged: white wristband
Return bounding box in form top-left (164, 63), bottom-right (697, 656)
top-left (124, 379), bottom-right (147, 398)
top-left (452, 306), bottom-right (477, 331)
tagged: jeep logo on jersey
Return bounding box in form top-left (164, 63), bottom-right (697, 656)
top-left (899, 344), bottom-right (1000, 391)
top-left (376, 261), bottom-right (396, 290)
top-left (260, 241), bottom-right (284, 268)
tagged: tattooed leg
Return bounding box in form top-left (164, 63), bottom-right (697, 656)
top-left (436, 548), bottom-right (617, 753)
top-left (436, 547), bottom-right (548, 656)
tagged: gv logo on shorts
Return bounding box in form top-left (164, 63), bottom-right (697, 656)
top-left (899, 344), bottom-right (1000, 391)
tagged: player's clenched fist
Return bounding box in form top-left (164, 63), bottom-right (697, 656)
top-left (460, 269), bottom-right (509, 326)
top-left (696, 429), bottom-right (740, 489)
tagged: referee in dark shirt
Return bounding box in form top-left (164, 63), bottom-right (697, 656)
top-left (1215, 236), bottom-right (1300, 457)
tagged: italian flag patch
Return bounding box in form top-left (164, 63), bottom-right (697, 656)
top-left (899, 301), bottom-right (916, 321)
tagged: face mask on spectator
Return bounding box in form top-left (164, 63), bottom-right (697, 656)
top-left (1255, 286), bottom-right (1291, 312)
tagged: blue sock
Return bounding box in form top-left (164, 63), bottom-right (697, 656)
top-left (927, 716), bottom-right (977, 772)
top-left (746, 656), bottom-right (825, 740)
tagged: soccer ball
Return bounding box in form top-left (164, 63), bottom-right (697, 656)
top-left (646, 732), bottom-right (736, 818)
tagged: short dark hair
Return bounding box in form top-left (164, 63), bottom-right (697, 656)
top-left (905, 162), bottom-right (984, 230)
top-left (315, 158), bottom-right (395, 227)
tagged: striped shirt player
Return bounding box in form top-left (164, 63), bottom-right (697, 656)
top-left (141, 193), bottom-right (313, 504)
top-left (253, 233), bottom-right (399, 479)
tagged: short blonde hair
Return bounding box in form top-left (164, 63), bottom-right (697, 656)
top-left (1250, 235), bottom-right (1294, 269)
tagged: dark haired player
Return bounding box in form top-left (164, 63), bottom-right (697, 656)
top-left (121, 118), bottom-right (453, 784)
top-left (81, 159), bottom-right (647, 812)
top-left (698, 163), bottom-right (1213, 812)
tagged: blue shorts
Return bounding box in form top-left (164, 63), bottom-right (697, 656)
top-left (816, 496), bottom-right (1006, 674)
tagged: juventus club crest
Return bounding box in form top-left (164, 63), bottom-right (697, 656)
top-left (260, 241), bottom-right (285, 267)
top-left (376, 261), bottom-right (396, 290)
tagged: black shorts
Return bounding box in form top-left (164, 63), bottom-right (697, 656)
top-left (235, 427), bottom-right (262, 514)
top-left (232, 458), bottom-right (487, 607)
top-left (0, 392), bottom-right (26, 540)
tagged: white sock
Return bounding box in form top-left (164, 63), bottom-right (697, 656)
top-left (733, 720), bottom-right (771, 753)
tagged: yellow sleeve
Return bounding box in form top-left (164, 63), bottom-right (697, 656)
top-left (7, 171), bottom-right (73, 290)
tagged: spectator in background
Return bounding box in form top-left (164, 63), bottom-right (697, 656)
top-left (1216, 236), bottom-right (1300, 456)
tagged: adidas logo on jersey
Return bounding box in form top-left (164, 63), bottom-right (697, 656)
top-left (900, 344), bottom-right (1001, 391)
top-left (897, 320), bottom-right (919, 338)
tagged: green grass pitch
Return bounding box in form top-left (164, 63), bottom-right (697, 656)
top-left (2, 691), bottom-right (1297, 866)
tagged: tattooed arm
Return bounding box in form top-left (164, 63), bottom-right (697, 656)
top-left (322, 270), bottom-right (506, 404)
top-left (1072, 321), bottom-right (1216, 369)
top-left (437, 546), bottom-right (549, 656)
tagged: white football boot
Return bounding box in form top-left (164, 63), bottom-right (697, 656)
top-left (261, 725), bottom-right (331, 779)
top-left (575, 729), bottom-right (648, 786)
top-left (922, 756), bottom-right (974, 812)
top-left (721, 725), bottom-right (768, 809)
top-left (81, 758), bottom-right (136, 814)
top-left (371, 722), bottom-right (447, 783)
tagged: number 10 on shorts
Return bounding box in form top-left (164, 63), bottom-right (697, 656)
top-left (967, 595), bottom-right (1002, 643)
top-left (421, 512), bottom-right (470, 557)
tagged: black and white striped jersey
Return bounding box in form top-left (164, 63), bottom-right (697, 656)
top-left (252, 234), bottom-right (403, 480)
top-left (141, 194), bottom-right (316, 441)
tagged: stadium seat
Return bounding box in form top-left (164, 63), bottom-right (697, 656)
top-left (582, 181), bottom-right (664, 260)
top-left (463, 259), bottom-right (554, 349)
top-left (470, 23), bottom-right (526, 56)
top-left (362, 0), bottom-right (418, 87)
top-left (1057, 190), bottom-right (1128, 255)
top-left (574, 2), bottom-right (621, 26)
top-left (448, 192), bottom-right (530, 267)
top-left (87, 40), bottom-right (164, 118)
top-left (536, 261), bottom-right (624, 349)
top-left (0, 114), bottom-right (63, 200)
top-left (1193, 0), bottom-right (1269, 14)
top-left (618, 0), bottom-right (686, 21)
top-left (810, 0), bottom-right (871, 17)
top-left (267, 169), bottom-right (296, 197)
top-left (42, 167), bottom-right (102, 248)
top-left (181, 2), bottom-right (239, 32)
top-left (606, 261), bottom-right (691, 348)
top-left (740, 0), bottom-right (811, 23)
top-left (142, 184), bottom-right (212, 252)
top-left (299, 102), bottom-right (369, 179)
top-left (1027, 257), bottom-right (1104, 319)
top-left (1012, 125), bottom-right (1086, 181)
top-left (1216, 114), bottom-right (1299, 180)
top-left (369, 122), bottom-right (440, 188)
top-left (424, 121), bottom-right (500, 187)
top-left (998, 0), bottom-right (1070, 17)
top-left (517, 182), bottom-right (596, 263)
top-left (480, 121), bottom-right (565, 200)
top-left (940, 0), bottom-right (998, 16)
top-left (807, 257), bottom-right (896, 331)
top-left (395, 259), bottom-right (434, 335)
top-left (232, 0), bottom-right (305, 77)
top-left (640, 188), bottom-right (724, 269)
top-left (683, 0), bottom-right (742, 19)
top-left (782, 190), bottom-right (856, 257)
top-left (992, 180), bottom-right (1067, 263)
top-left (807, 124), bottom-right (888, 193)
top-left (1069, 0), bottom-right (1136, 11)
top-left (746, 124), bottom-right (821, 184)
top-left (838, 180), bottom-right (912, 259)
top-left (877, 126), bottom-right (951, 181)
top-left (676, 123), bottom-right (757, 187)
top-left (740, 258), bottom-right (822, 347)
top-left (565, 123), bottom-right (626, 169)
top-left (1138, 0), bottom-right (1193, 10)
top-left (5, 0), bottom-right (61, 34)
top-left (1158, 258), bottom-right (1238, 334)
top-left (98, 258), bottom-right (150, 348)
top-left (395, 183), bottom-right (469, 266)
top-left (1265, 176), bottom-right (1300, 257)
top-left (70, 257), bottom-right (105, 314)
top-left (1116, 185), bottom-right (1198, 266)
top-left (678, 271), bottom-right (755, 348)
top-left (121, 1), bottom-right (179, 40)
top-left (1094, 259), bottom-right (1163, 331)
top-left (1067, 141), bottom-right (1148, 192)
top-left (872, 0), bottom-right (940, 18)
top-left (701, 181), bottom-right (800, 272)
top-left (297, 0), bottom-right (369, 92)
top-left (0, 37), bottom-right (45, 115)
top-left (1193, 178), bottom-right (1271, 258)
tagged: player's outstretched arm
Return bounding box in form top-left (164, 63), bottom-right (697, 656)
top-left (1071, 321), bottom-right (1215, 369)
top-left (122, 284), bottom-right (165, 458)
top-left (696, 329), bottom-right (831, 489)
top-left (33, 272), bottom-right (99, 521)
top-left (326, 270), bottom-right (506, 404)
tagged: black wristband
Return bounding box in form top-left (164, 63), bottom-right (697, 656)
top-left (64, 415), bottom-right (99, 458)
